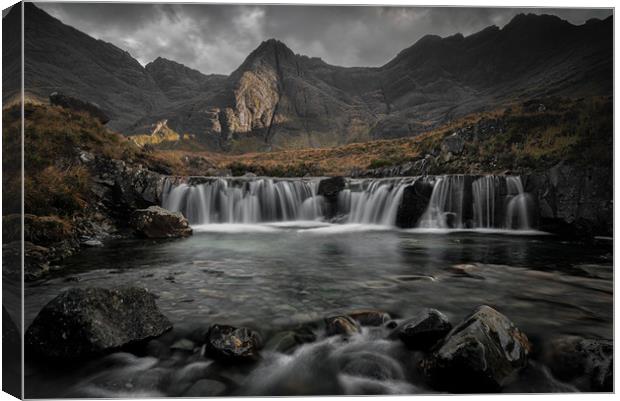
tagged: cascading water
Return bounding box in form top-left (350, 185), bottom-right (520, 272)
top-left (417, 176), bottom-right (466, 228)
top-left (162, 178), bottom-right (324, 224)
top-left (505, 177), bottom-right (533, 230)
top-left (337, 178), bottom-right (414, 225)
top-left (417, 175), bottom-right (533, 230)
top-left (161, 175), bottom-right (535, 230)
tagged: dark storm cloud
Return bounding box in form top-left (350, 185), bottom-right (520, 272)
top-left (36, 2), bottom-right (612, 75)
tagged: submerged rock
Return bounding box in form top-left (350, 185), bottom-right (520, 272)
top-left (205, 325), bottom-right (262, 361)
top-left (25, 287), bottom-right (172, 360)
top-left (347, 310), bottom-right (391, 327)
top-left (325, 315), bottom-right (362, 337)
top-left (389, 308), bottom-right (452, 350)
top-left (420, 305), bottom-right (531, 392)
top-left (543, 336), bottom-right (613, 392)
top-left (131, 206), bottom-right (192, 239)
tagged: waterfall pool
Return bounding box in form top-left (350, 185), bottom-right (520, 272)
top-left (25, 224), bottom-right (612, 396)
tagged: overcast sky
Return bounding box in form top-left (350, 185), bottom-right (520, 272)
top-left (35, 2), bottom-right (612, 75)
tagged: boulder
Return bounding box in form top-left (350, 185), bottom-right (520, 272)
top-left (395, 179), bottom-right (433, 228)
top-left (347, 310), bottom-right (391, 327)
top-left (325, 315), bottom-right (361, 337)
top-left (205, 324), bottom-right (262, 361)
top-left (389, 308), bottom-right (452, 350)
top-left (317, 177), bottom-right (346, 200)
top-left (420, 305), bottom-right (531, 392)
top-left (3, 240), bottom-right (52, 281)
top-left (542, 336), bottom-right (613, 392)
top-left (25, 287), bottom-right (172, 360)
top-left (131, 206), bottom-right (192, 239)
top-left (49, 92), bottom-right (110, 124)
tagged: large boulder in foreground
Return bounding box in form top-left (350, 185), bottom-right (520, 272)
top-left (420, 305), bottom-right (531, 392)
top-left (542, 336), bottom-right (613, 392)
top-left (26, 287), bottom-right (172, 360)
top-left (131, 206), bottom-right (192, 239)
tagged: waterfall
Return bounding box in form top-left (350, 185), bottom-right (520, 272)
top-left (417, 175), bottom-right (533, 230)
top-left (418, 176), bottom-right (466, 228)
top-left (505, 177), bottom-right (532, 230)
top-left (161, 175), bottom-right (535, 230)
top-left (162, 178), bottom-right (324, 224)
top-left (337, 178), bottom-right (413, 225)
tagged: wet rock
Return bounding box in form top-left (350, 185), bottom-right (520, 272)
top-left (525, 162), bottom-right (612, 238)
top-left (25, 287), bottom-right (172, 360)
top-left (420, 305), bottom-right (531, 392)
top-left (317, 176), bottom-right (346, 200)
top-left (205, 325), bottom-right (262, 361)
top-left (24, 242), bottom-right (52, 281)
top-left (325, 315), bottom-right (362, 337)
top-left (183, 379), bottom-right (227, 397)
top-left (131, 206), bottom-right (192, 239)
top-left (543, 336), bottom-right (612, 392)
top-left (347, 310), bottom-right (391, 327)
top-left (396, 180), bottom-right (434, 228)
top-left (389, 308), bottom-right (452, 350)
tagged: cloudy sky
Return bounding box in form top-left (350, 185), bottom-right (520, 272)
top-left (36, 2), bottom-right (612, 75)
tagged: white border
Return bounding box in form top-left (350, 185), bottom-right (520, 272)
top-left (0, 1), bottom-right (616, 401)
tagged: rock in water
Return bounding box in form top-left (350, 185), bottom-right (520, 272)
top-left (543, 336), bottom-right (613, 392)
top-left (325, 315), bottom-right (361, 337)
top-left (131, 206), bottom-right (192, 239)
top-left (205, 325), bottom-right (262, 361)
top-left (389, 308), bottom-right (452, 350)
top-left (317, 177), bottom-right (346, 200)
top-left (25, 287), bottom-right (172, 360)
top-left (348, 310), bottom-right (391, 327)
top-left (395, 180), bottom-right (433, 228)
top-left (420, 305), bottom-right (531, 392)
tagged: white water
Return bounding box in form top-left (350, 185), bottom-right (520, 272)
top-left (162, 178), bottom-right (324, 224)
top-left (161, 175), bottom-right (534, 230)
top-left (337, 178), bottom-right (413, 225)
top-left (417, 175), bottom-right (533, 230)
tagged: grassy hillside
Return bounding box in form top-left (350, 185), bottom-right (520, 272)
top-left (153, 96), bottom-right (611, 177)
top-left (3, 104), bottom-right (176, 220)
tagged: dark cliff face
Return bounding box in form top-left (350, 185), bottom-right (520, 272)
top-left (7, 4), bottom-right (613, 151)
top-left (6, 3), bottom-right (168, 130)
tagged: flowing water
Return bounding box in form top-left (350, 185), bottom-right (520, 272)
top-left (24, 176), bottom-right (613, 397)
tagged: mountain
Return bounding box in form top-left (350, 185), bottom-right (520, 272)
top-left (4, 3), bottom-right (612, 151)
top-left (4, 3), bottom-right (168, 130)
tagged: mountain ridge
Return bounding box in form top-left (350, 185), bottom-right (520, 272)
top-left (4, 3), bottom-right (612, 152)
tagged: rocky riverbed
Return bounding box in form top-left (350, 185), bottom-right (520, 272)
top-left (24, 287), bottom-right (612, 397)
